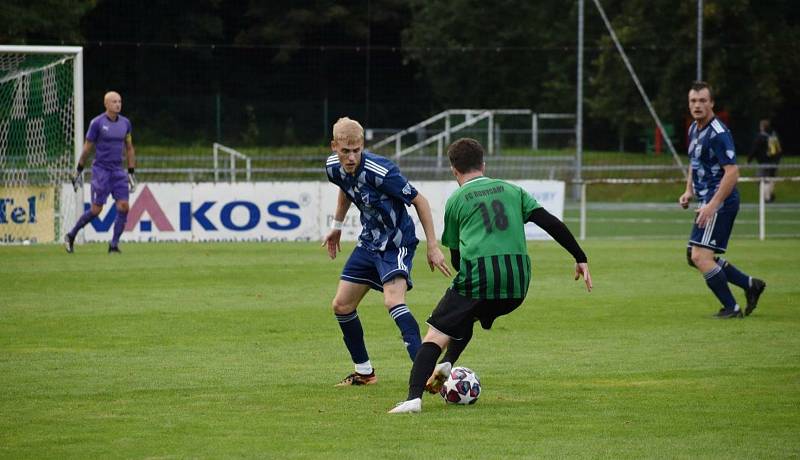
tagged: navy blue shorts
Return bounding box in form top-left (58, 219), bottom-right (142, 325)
top-left (688, 199), bottom-right (739, 253)
top-left (341, 244), bottom-right (416, 291)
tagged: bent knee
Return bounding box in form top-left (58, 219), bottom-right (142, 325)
top-left (690, 252), bottom-right (705, 268)
top-left (689, 248), bottom-right (715, 271)
top-left (332, 298), bottom-right (356, 315)
top-left (382, 297), bottom-right (406, 310)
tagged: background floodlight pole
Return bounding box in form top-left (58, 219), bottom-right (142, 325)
top-left (591, 0), bottom-right (687, 179)
top-left (697, 0), bottom-right (703, 81)
top-left (575, 0), bottom-right (584, 201)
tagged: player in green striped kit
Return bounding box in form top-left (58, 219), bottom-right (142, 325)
top-left (389, 138), bottom-right (592, 413)
top-left (445, 179), bottom-right (534, 300)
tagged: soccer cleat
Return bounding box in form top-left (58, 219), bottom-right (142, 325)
top-left (334, 371), bottom-right (377, 386)
top-left (713, 308), bottom-right (743, 319)
top-left (745, 278), bottom-right (766, 316)
top-left (425, 361), bottom-right (452, 394)
top-left (108, 245), bottom-right (122, 254)
top-left (388, 398), bottom-right (422, 414)
top-left (64, 234), bottom-right (75, 254)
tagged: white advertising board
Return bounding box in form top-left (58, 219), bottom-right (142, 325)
top-left (63, 180), bottom-right (564, 243)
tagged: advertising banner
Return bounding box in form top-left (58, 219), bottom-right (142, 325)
top-left (1, 186), bottom-right (56, 243)
top-left (64, 182), bottom-right (319, 243)
top-left (64, 180), bottom-right (564, 243)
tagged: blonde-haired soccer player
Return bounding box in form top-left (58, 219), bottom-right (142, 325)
top-left (323, 117), bottom-right (450, 386)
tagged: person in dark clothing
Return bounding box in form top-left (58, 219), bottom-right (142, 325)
top-left (747, 119), bottom-right (782, 202)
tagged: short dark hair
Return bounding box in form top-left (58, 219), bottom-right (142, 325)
top-left (447, 138), bottom-right (484, 173)
top-left (690, 81), bottom-right (714, 100)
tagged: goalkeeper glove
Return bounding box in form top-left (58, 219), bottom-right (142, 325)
top-left (128, 168), bottom-right (138, 194)
top-left (71, 164), bottom-right (84, 192)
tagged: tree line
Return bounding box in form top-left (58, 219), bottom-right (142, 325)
top-left (2, 0), bottom-right (798, 152)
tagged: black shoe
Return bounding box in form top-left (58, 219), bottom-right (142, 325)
top-left (64, 234), bottom-right (75, 253)
top-left (745, 278), bottom-right (766, 316)
top-left (334, 371), bottom-right (377, 386)
top-left (714, 308), bottom-right (743, 319)
top-left (108, 245), bottom-right (122, 254)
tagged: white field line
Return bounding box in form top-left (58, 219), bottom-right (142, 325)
top-left (564, 217), bottom-right (800, 225)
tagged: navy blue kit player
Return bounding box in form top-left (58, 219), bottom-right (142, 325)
top-left (322, 117), bottom-right (451, 385)
top-left (679, 82), bottom-right (766, 319)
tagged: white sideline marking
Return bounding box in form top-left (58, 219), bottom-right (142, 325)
top-left (564, 217), bottom-right (800, 225)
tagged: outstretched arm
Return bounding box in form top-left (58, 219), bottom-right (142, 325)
top-left (125, 136), bottom-right (136, 170)
top-left (527, 207), bottom-right (592, 292)
top-left (71, 141), bottom-right (94, 191)
top-left (125, 136), bottom-right (137, 193)
top-left (77, 140), bottom-right (94, 169)
top-left (321, 189), bottom-right (351, 259)
top-left (411, 193), bottom-right (451, 277)
top-left (679, 169), bottom-right (694, 209)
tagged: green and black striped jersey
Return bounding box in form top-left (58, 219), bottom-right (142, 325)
top-left (441, 176), bottom-right (541, 299)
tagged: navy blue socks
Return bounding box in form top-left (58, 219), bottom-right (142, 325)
top-left (704, 265), bottom-right (739, 311)
top-left (389, 304), bottom-right (421, 360)
top-left (716, 257), bottom-right (751, 291)
top-left (336, 311), bottom-right (369, 366)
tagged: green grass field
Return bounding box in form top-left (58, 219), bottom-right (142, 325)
top-left (564, 201), bottom-right (800, 239)
top-left (2, 239), bottom-right (799, 458)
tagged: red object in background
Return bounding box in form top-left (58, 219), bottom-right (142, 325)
top-left (655, 127), bottom-right (663, 155)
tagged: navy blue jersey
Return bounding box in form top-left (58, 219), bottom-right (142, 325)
top-left (688, 117), bottom-right (739, 205)
top-left (326, 150), bottom-right (419, 252)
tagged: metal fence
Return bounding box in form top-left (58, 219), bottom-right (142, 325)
top-left (134, 149), bottom-right (800, 183)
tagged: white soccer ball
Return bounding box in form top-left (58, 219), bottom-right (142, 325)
top-left (22, 240), bottom-right (31, 246)
top-left (439, 366), bottom-right (481, 405)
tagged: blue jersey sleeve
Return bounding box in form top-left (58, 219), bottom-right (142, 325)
top-left (711, 131), bottom-right (736, 165)
top-left (325, 155), bottom-right (341, 185)
top-left (375, 165), bottom-right (418, 206)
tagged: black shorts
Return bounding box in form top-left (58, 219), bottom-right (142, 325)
top-left (426, 288), bottom-right (524, 340)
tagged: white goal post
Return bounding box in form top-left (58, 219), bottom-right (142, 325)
top-left (0, 45), bottom-right (84, 244)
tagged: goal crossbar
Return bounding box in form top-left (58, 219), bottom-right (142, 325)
top-left (0, 45), bottom-right (84, 176)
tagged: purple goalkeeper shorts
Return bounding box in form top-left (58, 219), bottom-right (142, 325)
top-left (91, 165), bottom-right (129, 205)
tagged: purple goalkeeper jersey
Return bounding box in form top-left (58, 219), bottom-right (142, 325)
top-left (86, 113), bottom-right (132, 169)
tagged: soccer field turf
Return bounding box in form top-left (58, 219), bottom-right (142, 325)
top-left (1, 239), bottom-right (798, 458)
top-left (564, 202), bottom-right (800, 239)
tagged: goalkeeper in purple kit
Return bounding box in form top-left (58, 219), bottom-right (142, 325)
top-left (65, 91), bottom-right (136, 254)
